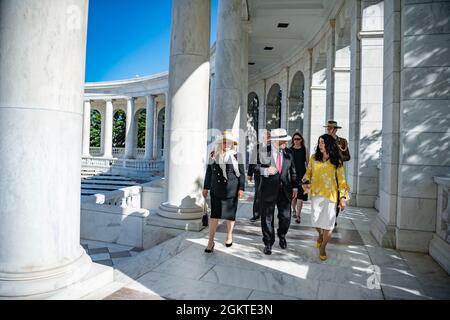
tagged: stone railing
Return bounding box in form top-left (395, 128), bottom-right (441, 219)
top-left (136, 148), bottom-right (145, 159)
top-left (80, 185), bottom-right (149, 248)
top-left (89, 147), bottom-right (102, 156)
top-left (82, 157), bottom-right (163, 170)
top-left (88, 147), bottom-right (148, 159)
top-left (434, 177), bottom-right (450, 244)
top-left (81, 156), bottom-right (164, 181)
top-left (111, 158), bottom-right (164, 171)
top-left (112, 147), bottom-right (125, 158)
top-left (81, 185), bottom-right (142, 209)
top-left (429, 176), bottom-right (450, 275)
top-left (81, 157), bottom-right (112, 168)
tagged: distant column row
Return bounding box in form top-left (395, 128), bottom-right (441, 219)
top-left (82, 94), bottom-right (167, 160)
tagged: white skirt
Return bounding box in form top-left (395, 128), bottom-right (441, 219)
top-left (311, 196), bottom-right (337, 230)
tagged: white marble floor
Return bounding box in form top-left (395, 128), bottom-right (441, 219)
top-left (82, 193), bottom-right (450, 300)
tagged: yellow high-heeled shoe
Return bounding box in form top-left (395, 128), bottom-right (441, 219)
top-left (319, 255), bottom-right (328, 261)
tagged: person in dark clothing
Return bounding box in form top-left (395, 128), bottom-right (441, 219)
top-left (289, 132), bottom-right (309, 224)
top-left (254, 128), bottom-right (298, 255)
top-left (247, 130), bottom-right (271, 222)
top-left (203, 131), bottom-right (245, 253)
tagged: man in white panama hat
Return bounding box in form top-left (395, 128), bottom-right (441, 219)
top-left (254, 128), bottom-right (298, 255)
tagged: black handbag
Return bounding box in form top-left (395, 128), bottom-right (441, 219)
top-left (202, 201), bottom-right (209, 227)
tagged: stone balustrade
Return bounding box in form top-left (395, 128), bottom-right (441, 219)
top-left (81, 156), bottom-right (164, 181)
top-left (90, 147), bottom-right (102, 156)
top-left (434, 177), bottom-right (450, 244)
top-left (81, 185), bottom-right (149, 248)
top-left (81, 185), bottom-right (142, 209)
top-left (429, 176), bottom-right (450, 274)
top-left (112, 147), bottom-right (125, 157)
top-left (89, 147), bottom-right (151, 159)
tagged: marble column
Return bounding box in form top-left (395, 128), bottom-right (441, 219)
top-left (326, 20), bottom-right (336, 121)
top-left (372, 0), bottom-right (400, 248)
top-left (281, 67), bottom-right (290, 130)
top-left (0, 0), bottom-right (91, 297)
top-left (208, 75), bottom-right (216, 133)
top-left (309, 51), bottom-right (327, 153)
top-left (82, 100), bottom-right (91, 157)
top-left (381, 0), bottom-right (450, 253)
top-left (124, 97), bottom-right (136, 159)
top-left (213, 0), bottom-right (242, 137)
top-left (348, 0), bottom-right (362, 205)
top-left (333, 16), bottom-right (351, 142)
top-left (303, 48), bottom-right (313, 149)
top-left (239, 21), bottom-right (249, 165)
top-left (144, 95), bottom-right (155, 160)
top-left (158, 93), bottom-right (167, 160)
top-left (103, 99), bottom-right (113, 158)
top-left (154, 0), bottom-right (210, 231)
top-left (354, 0), bottom-right (384, 208)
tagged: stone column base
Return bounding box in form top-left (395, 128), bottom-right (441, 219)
top-left (371, 215), bottom-right (396, 249)
top-left (429, 235), bottom-right (450, 275)
top-left (356, 194), bottom-right (376, 208)
top-left (149, 209), bottom-right (206, 232)
top-left (0, 252), bottom-right (103, 299)
top-left (396, 228), bottom-right (434, 253)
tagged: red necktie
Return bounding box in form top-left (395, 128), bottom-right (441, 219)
top-left (276, 151), bottom-right (282, 174)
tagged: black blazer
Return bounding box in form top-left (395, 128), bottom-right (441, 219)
top-left (204, 153), bottom-right (245, 199)
top-left (248, 143), bottom-right (271, 177)
top-left (254, 147), bottom-right (298, 202)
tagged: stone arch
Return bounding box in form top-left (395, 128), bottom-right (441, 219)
top-left (288, 71), bottom-right (305, 135)
top-left (266, 84), bottom-right (282, 130)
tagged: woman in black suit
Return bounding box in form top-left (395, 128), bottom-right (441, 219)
top-left (290, 132), bottom-right (308, 224)
top-left (203, 131), bottom-right (245, 253)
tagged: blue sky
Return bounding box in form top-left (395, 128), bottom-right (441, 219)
top-left (85, 0), bottom-right (218, 82)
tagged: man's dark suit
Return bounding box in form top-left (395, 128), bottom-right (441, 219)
top-left (255, 147), bottom-right (298, 249)
top-left (247, 144), bottom-right (271, 220)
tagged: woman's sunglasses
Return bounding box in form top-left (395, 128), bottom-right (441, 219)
top-left (293, 138), bottom-right (302, 141)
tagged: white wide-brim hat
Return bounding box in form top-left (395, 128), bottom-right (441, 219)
top-left (215, 130), bottom-right (239, 145)
top-left (270, 128), bottom-right (291, 141)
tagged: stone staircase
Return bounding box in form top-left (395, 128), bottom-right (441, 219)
top-left (81, 169), bottom-right (138, 196)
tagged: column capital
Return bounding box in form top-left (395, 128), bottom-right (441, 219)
top-left (125, 96), bottom-right (135, 102)
top-left (84, 99), bottom-right (91, 104)
top-left (308, 48), bottom-right (313, 55)
top-left (105, 98), bottom-right (113, 103)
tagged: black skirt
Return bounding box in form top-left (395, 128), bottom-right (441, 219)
top-left (210, 195), bottom-right (238, 221)
top-left (291, 147), bottom-right (308, 201)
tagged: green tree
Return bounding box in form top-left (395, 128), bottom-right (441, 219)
top-left (90, 110), bottom-right (101, 147)
top-left (137, 110), bottom-right (146, 148)
top-left (113, 110), bottom-right (126, 147)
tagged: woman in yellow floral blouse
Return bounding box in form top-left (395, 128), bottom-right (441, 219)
top-left (302, 134), bottom-right (349, 261)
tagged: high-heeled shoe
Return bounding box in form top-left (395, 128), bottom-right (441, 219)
top-left (319, 255), bottom-right (328, 261)
top-left (225, 241), bottom-right (233, 247)
top-left (204, 242), bottom-right (215, 253)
